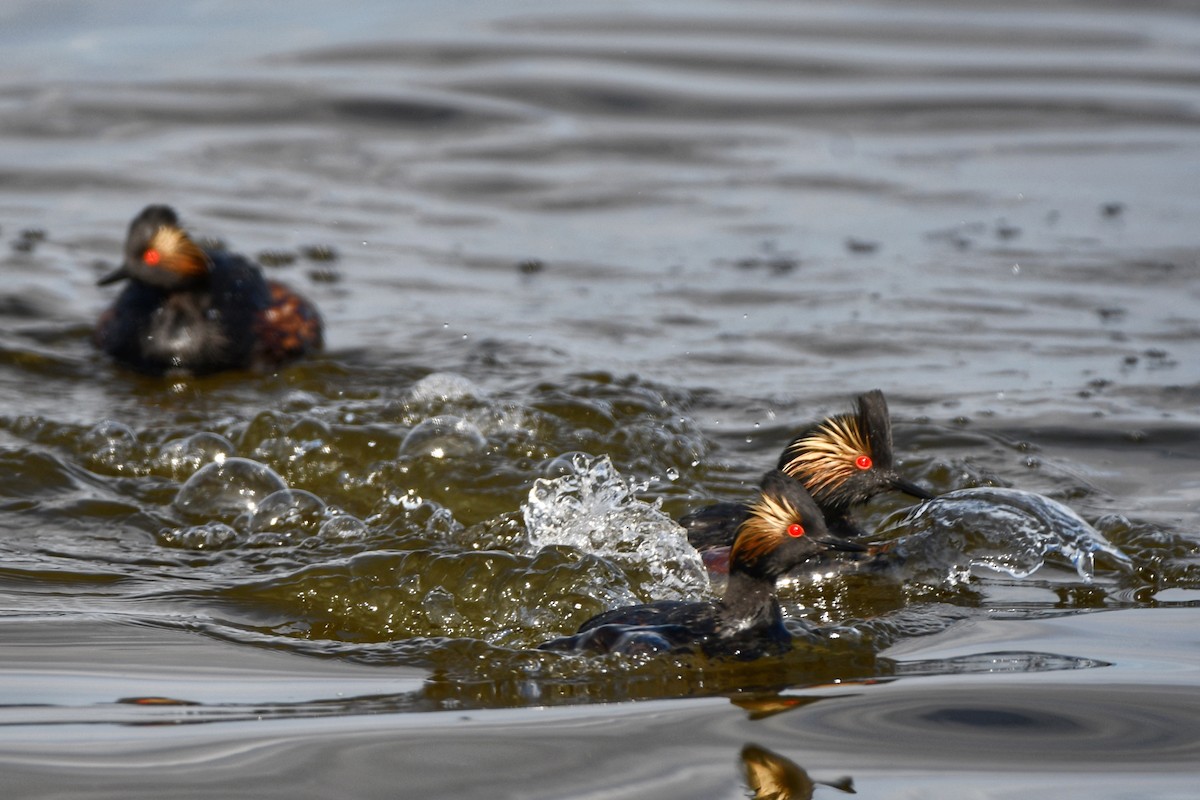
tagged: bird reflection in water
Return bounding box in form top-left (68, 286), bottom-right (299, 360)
top-left (741, 743), bottom-right (855, 799)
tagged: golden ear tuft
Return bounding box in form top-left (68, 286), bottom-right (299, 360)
top-left (780, 414), bottom-right (870, 498)
top-left (733, 492), bottom-right (803, 566)
top-left (147, 226), bottom-right (210, 278)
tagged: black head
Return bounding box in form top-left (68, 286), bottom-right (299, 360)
top-left (729, 470), bottom-right (865, 580)
top-left (97, 204), bottom-right (211, 290)
top-left (777, 389), bottom-right (931, 512)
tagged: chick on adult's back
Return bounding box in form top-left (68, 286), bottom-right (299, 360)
top-left (94, 205), bottom-right (322, 376)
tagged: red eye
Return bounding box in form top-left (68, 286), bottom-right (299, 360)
top-left (143, 249), bottom-right (162, 266)
top-left (855, 454), bottom-right (873, 470)
top-left (787, 523), bottom-right (805, 538)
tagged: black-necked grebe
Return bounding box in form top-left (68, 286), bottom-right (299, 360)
top-left (94, 205), bottom-right (323, 376)
top-left (681, 390), bottom-right (931, 551)
top-left (538, 470), bottom-right (864, 658)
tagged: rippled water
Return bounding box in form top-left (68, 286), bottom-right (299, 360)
top-left (3, 0), bottom-right (1200, 797)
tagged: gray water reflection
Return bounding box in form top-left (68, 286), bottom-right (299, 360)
top-left (2, 676), bottom-right (1199, 799)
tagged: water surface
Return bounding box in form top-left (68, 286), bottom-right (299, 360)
top-left (2, 0), bottom-right (1199, 797)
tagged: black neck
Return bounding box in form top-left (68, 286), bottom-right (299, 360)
top-left (717, 570), bottom-right (782, 633)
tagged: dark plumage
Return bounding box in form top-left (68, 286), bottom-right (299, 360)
top-left (681, 390), bottom-right (931, 550)
top-left (94, 205), bottom-right (322, 376)
top-left (538, 470), bottom-right (865, 658)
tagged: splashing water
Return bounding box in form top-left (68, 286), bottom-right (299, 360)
top-left (875, 487), bottom-right (1134, 585)
top-left (523, 453), bottom-right (711, 602)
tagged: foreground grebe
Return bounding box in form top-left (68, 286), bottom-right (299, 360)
top-left (538, 470), bottom-right (865, 658)
top-left (94, 205), bottom-right (323, 376)
top-left (681, 390), bottom-right (931, 550)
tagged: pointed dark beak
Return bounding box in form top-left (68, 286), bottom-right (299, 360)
top-left (97, 265), bottom-right (131, 286)
top-left (817, 537), bottom-right (868, 553)
top-left (890, 475), bottom-right (934, 501)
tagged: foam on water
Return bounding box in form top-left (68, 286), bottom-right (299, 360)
top-left (876, 487), bottom-right (1135, 585)
top-left (522, 453), bottom-right (711, 602)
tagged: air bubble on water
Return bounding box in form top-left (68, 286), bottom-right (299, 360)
top-left (157, 432), bottom-right (236, 478)
top-left (407, 372), bottom-right (484, 405)
top-left (543, 451), bottom-right (592, 478)
top-left (876, 487), bottom-right (1134, 585)
top-left (157, 521), bottom-right (238, 550)
top-left (665, 467), bottom-right (680, 481)
top-left (423, 586), bottom-right (464, 628)
top-left (399, 416), bottom-right (487, 459)
top-left (467, 403), bottom-right (536, 438)
top-left (318, 514), bottom-right (369, 541)
top-left (247, 488), bottom-right (327, 535)
top-left (82, 419), bottom-right (137, 467)
top-left (173, 457), bottom-right (288, 522)
top-left (281, 390), bottom-right (320, 412)
top-left (522, 453), bottom-right (709, 601)
top-left (287, 416), bottom-right (332, 442)
top-left (401, 491), bottom-right (424, 511)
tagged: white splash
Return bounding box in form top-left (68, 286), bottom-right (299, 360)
top-left (522, 453), bottom-right (710, 601)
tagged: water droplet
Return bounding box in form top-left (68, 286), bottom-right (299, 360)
top-left (665, 467), bottom-right (680, 481)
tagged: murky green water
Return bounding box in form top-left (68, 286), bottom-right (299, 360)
top-left (2, 0), bottom-right (1199, 797)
